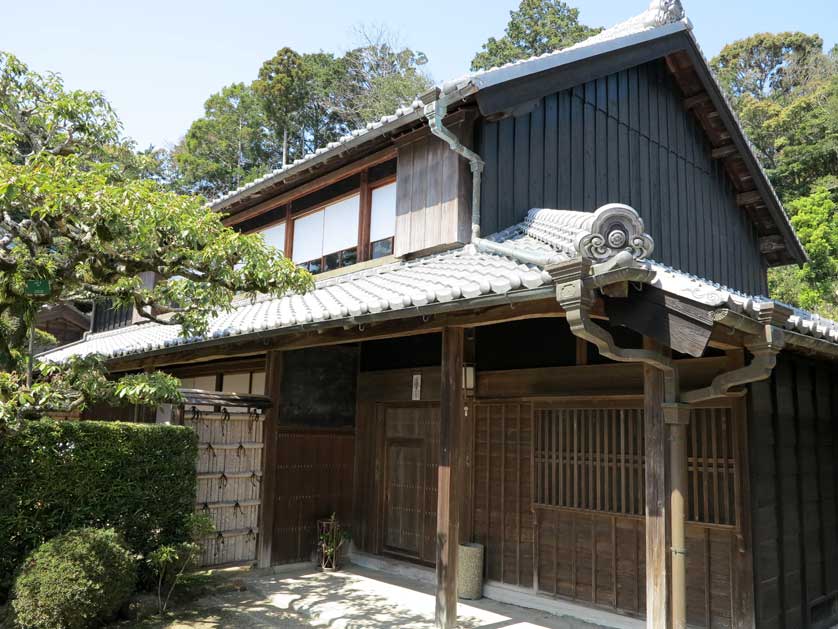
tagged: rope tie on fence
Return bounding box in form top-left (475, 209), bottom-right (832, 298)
top-left (206, 443), bottom-right (216, 458)
top-left (237, 442), bottom-right (245, 457)
top-left (190, 406), bottom-right (202, 423)
top-left (250, 472), bottom-right (259, 488)
top-left (248, 411), bottom-right (257, 434)
top-left (220, 407), bottom-right (230, 436)
top-left (215, 531), bottom-right (224, 554)
top-left (201, 502), bottom-right (210, 513)
top-left (246, 528), bottom-right (256, 540)
top-left (234, 501), bottom-right (243, 515)
top-left (218, 472), bottom-right (228, 489)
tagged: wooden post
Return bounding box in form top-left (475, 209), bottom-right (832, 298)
top-left (644, 338), bottom-right (669, 629)
top-left (258, 350), bottom-right (282, 568)
top-left (436, 327), bottom-right (463, 629)
top-left (459, 328), bottom-right (476, 546)
top-left (358, 171), bottom-right (372, 262)
top-left (664, 403), bottom-right (690, 629)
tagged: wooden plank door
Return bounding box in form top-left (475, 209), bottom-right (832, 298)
top-left (381, 403), bottom-right (439, 563)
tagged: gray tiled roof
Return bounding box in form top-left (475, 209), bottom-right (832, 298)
top-left (40, 227), bottom-right (554, 362)
top-left (40, 204), bottom-right (838, 363)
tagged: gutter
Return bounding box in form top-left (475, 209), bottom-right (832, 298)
top-left (424, 97), bottom-right (484, 241)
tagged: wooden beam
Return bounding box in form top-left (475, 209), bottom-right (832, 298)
top-left (683, 92), bottom-right (710, 110)
top-left (643, 337), bottom-right (668, 629)
top-left (711, 144), bottom-right (738, 160)
top-left (736, 190), bottom-right (763, 207)
top-left (759, 235), bottom-right (787, 255)
top-left (605, 287), bottom-right (715, 358)
top-left (436, 327), bottom-right (463, 629)
top-left (257, 350), bottom-right (282, 568)
top-left (222, 146), bottom-right (397, 226)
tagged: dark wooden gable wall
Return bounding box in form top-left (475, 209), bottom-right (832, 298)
top-left (477, 58), bottom-right (767, 296)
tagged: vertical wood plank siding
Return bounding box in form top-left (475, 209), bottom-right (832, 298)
top-left (477, 58), bottom-right (766, 295)
top-left (472, 402), bottom-right (535, 588)
top-left (270, 428), bottom-right (354, 564)
top-left (91, 300), bottom-right (132, 333)
top-left (395, 122), bottom-right (473, 258)
top-left (471, 399), bottom-right (741, 626)
top-left (748, 356), bottom-right (838, 629)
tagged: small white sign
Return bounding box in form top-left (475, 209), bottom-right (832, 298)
top-left (411, 373), bottom-right (422, 401)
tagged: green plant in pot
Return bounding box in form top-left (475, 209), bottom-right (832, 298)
top-left (317, 514), bottom-right (350, 571)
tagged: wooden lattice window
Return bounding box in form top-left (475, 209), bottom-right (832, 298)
top-left (687, 407), bottom-right (737, 526)
top-left (534, 407), bottom-right (646, 516)
top-left (533, 405), bottom-right (738, 526)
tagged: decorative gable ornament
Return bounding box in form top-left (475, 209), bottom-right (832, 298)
top-left (576, 204), bottom-right (655, 263)
top-left (520, 204), bottom-right (654, 264)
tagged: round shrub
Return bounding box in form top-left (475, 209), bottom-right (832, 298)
top-left (11, 528), bottom-right (136, 629)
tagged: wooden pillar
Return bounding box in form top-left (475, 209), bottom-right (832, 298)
top-left (644, 338), bottom-right (669, 629)
top-left (357, 171), bottom-right (372, 262)
top-left (459, 328), bottom-right (476, 546)
top-left (258, 350), bottom-right (282, 568)
top-left (436, 327), bottom-right (463, 629)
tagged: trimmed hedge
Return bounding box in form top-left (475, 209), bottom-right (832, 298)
top-left (12, 528), bottom-right (136, 629)
top-left (0, 420), bottom-right (198, 600)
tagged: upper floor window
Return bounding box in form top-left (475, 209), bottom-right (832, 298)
top-left (293, 193), bottom-right (360, 273)
top-left (259, 222), bottom-right (286, 254)
top-left (370, 181), bottom-right (396, 259)
top-left (237, 157), bottom-right (397, 276)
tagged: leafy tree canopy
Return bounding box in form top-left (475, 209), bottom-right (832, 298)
top-left (470, 0), bottom-right (601, 71)
top-left (713, 33), bottom-right (838, 315)
top-left (178, 28), bottom-right (431, 196)
top-left (173, 83), bottom-right (276, 196)
top-left (0, 52), bottom-right (312, 422)
top-left (769, 187), bottom-right (838, 317)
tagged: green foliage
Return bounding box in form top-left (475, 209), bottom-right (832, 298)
top-left (0, 51), bottom-right (312, 414)
top-left (712, 32), bottom-right (826, 102)
top-left (711, 33), bottom-right (837, 198)
top-left (180, 30), bottom-right (431, 194)
top-left (173, 83), bottom-right (276, 197)
top-left (339, 26), bottom-right (431, 125)
top-left (712, 33), bottom-right (838, 311)
top-left (0, 52), bottom-right (119, 164)
top-left (470, 0), bottom-right (601, 71)
top-left (147, 513), bottom-right (214, 614)
top-left (317, 514), bottom-right (350, 571)
top-left (769, 188), bottom-right (838, 314)
top-left (0, 355), bottom-right (183, 424)
top-left (0, 420), bottom-right (198, 600)
top-left (10, 528), bottom-right (136, 629)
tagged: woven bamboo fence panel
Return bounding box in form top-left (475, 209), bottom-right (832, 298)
top-left (186, 409), bottom-right (264, 566)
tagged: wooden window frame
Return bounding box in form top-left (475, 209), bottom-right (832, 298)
top-left (366, 175), bottom-right (397, 261)
top-left (239, 164), bottom-right (396, 275)
top-left (532, 402), bottom-right (740, 528)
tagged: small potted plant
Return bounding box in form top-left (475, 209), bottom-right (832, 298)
top-left (317, 513), bottom-right (349, 571)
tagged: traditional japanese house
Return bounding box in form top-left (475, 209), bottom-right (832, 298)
top-left (41, 1), bottom-right (838, 627)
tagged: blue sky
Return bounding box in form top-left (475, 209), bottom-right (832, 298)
top-left (2, 0), bottom-right (835, 149)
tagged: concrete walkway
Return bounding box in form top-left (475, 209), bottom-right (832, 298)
top-left (149, 562), bottom-right (627, 629)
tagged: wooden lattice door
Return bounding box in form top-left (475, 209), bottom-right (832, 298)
top-left (381, 404), bottom-right (439, 563)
